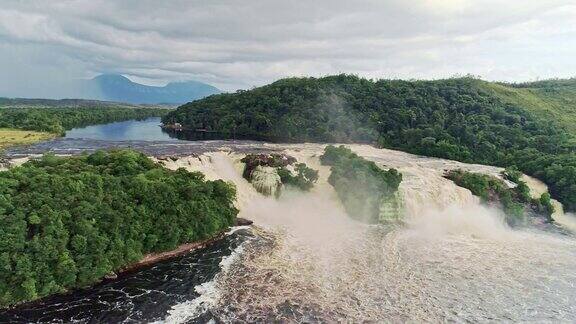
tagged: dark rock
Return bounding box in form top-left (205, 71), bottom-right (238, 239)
top-left (240, 153), bottom-right (296, 179)
top-left (104, 272), bottom-right (118, 280)
top-left (235, 217), bottom-right (253, 226)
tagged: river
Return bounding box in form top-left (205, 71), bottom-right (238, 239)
top-left (2, 119), bottom-right (576, 322)
top-left (64, 117), bottom-right (177, 142)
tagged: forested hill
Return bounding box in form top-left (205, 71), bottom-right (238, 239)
top-left (481, 78), bottom-right (576, 143)
top-left (163, 75), bottom-right (576, 212)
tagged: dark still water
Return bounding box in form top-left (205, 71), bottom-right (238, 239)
top-left (0, 229), bottom-right (253, 324)
top-left (65, 117), bottom-right (177, 142)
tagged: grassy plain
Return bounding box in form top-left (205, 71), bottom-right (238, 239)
top-left (0, 128), bottom-right (56, 150)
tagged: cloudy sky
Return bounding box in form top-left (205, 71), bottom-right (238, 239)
top-left (1, 0), bottom-right (576, 97)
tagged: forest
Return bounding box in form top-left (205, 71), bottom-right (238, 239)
top-left (320, 145), bottom-right (402, 223)
top-left (445, 168), bottom-right (554, 226)
top-left (0, 107), bottom-right (167, 135)
top-left (163, 75), bottom-right (576, 212)
top-left (0, 150), bottom-right (237, 307)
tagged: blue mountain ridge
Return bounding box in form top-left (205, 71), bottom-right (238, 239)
top-left (89, 74), bottom-right (221, 105)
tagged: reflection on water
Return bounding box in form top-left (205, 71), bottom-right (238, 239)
top-left (162, 128), bottom-right (278, 142)
top-left (65, 117), bottom-right (178, 142)
top-left (65, 117), bottom-right (278, 143)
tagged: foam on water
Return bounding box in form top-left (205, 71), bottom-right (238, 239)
top-left (170, 143), bottom-right (576, 322)
top-left (158, 231), bottom-right (251, 323)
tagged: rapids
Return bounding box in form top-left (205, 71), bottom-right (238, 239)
top-left (155, 143), bottom-right (576, 322)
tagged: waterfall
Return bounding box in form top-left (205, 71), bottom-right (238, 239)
top-left (157, 143), bottom-right (576, 322)
top-left (249, 166), bottom-right (282, 197)
top-left (379, 191), bottom-right (403, 222)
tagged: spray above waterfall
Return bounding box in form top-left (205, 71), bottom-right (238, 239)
top-left (152, 142), bottom-right (576, 322)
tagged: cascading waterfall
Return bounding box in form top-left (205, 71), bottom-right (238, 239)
top-left (249, 165), bottom-right (282, 196)
top-left (379, 192), bottom-right (404, 222)
top-left (158, 143), bottom-right (576, 322)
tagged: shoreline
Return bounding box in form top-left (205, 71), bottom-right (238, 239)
top-left (115, 217), bottom-right (250, 279)
top-left (117, 231), bottom-right (228, 275)
top-left (3, 219), bottom-right (253, 311)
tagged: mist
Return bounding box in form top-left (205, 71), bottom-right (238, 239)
top-left (149, 143), bottom-right (576, 321)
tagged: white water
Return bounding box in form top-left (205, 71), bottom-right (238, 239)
top-left (250, 166), bottom-right (282, 196)
top-left (159, 231), bottom-right (249, 324)
top-left (158, 143), bottom-right (576, 322)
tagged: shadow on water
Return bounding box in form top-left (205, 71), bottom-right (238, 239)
top-left (161, 127), bottom-right (283, 143)
top-left (0, 229), bottom-right (253, 324)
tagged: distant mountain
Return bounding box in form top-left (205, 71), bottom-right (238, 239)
top-left (87, 74), bottom-right (221, 105)
top-left (0, 97), bottom-right (169, 109)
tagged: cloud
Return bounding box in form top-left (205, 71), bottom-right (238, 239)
top-left (0, 0), bottom-right (575, 96)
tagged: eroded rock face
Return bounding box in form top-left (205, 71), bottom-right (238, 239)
top-left (241, 153), bottom-right (296, 180)
top-left (240, 153), bottom-right (319, 197)
top-left (240, 153), bottom-right (295, 196)
top-left (251, 166), bottom-right (282, 196)
top-left (235, 217), bottom-right (254, 226)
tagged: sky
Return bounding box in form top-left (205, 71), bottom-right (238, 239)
top-left (1, 0), bottom-right (576, 97)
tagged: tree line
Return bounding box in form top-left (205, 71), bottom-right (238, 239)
top-left (163, 75), bottom-right (576, 212)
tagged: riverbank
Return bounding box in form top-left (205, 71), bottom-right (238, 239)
top-left (2, 221), bottom-right (253, 312)
top-left (0, 228), bottom-right (253, 323)
top-left (118, 233), bottom-right (227, 276)
top-left (119, 218), bottom-right (252, 276)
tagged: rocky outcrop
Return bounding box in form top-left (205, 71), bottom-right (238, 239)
top-left (240, 153), bottom-right (318, 196)
top-left (241, 153), bottom-right (296, 180)
top-left (0, 157), bottom-right (9, 170)
top-left (235, 217), bottom-right (254, 226)
top-left (251, 166), bottom-right (283, 196)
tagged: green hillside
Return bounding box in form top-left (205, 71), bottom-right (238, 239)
top-left (480, 79), bottom-right (576, 142)
top-left (164, 75), bottom-right (576, 212)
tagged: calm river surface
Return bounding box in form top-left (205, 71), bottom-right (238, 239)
top-left (64, 117), bottom-right (273, 143)
top-left (65, 117), bottom-right (177, 141)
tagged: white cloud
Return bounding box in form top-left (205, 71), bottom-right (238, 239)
top-left (0, 0), bottom-right (575, 96)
